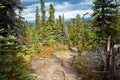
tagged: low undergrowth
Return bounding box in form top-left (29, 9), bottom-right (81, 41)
top-left (74, 52), bottom-right (100, 80)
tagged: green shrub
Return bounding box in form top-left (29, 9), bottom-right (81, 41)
top-left (0, 34), bottom-right (36, 80)
top-left (74, 53), bottom-right (99, 80)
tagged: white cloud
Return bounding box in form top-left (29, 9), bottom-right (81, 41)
top-left (80, 0), bottom-right (93, 5)
top-left (55, 10), bottom-right (93, 20)
top-left (23, 13), bottom-right (36, 21)
top-left (20, 1), bottom-right (93, 22)
top-left (21, 0), bottom-right (38, 2)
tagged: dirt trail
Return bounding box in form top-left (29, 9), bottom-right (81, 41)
top-left (30, 51), bottom-right (81, 80)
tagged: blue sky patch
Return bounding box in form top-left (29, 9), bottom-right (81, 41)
top-left (20, 0), bottom-right (93, 22)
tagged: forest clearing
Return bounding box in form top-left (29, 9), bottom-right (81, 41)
top-left (0, 0), bottom-right (120, 80)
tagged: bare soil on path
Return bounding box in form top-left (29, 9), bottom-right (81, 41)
top-left (30, 51), bottom-right (81, 80)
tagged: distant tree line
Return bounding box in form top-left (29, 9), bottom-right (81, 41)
top-left (26, 0), bottom-right (99, 53)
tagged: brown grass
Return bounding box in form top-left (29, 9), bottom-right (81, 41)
top-left (55, 44), bottom-right (69, 51)
top-left (38, 46), bottom-right (54, 58)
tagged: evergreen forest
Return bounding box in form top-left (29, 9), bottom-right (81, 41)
top-left (0, 0), bottom-right (120, 80)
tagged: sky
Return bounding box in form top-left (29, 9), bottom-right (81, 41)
top-left (20, 0), bottom-right (93, 23)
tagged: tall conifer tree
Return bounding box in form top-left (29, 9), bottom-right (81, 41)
top-left (68, 18), bottom-right (77, 46)
top-left (76, 14), bottom-right (81, 45)
top-left (34, 6), bottom-right (40, 29)
top-left (48, 3), bottom-right (55, 26)
top-left (116, 8), bottom-right (120, 43)
top-left (92, 0), bottom-right (119, 43)
top-left (0, 0), bottom-right (34, 79)
top-left (40, 0), bottom-right (46, 26)
top-left (61, 14), bottom-right (67, 44)
top-left (56, 15), bottom-right (63, 43)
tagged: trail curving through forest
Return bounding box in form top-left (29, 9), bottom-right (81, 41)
top-left (30, 51), bottom-right (81, 80)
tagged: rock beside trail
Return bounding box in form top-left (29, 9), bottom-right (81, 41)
top-left (30, 51), bottom-right (81, 80)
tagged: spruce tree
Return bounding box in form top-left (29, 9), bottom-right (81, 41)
top-left (0, 0), bottom-right (34, 80)
top-left (48, 3), bottom-right (55, 26)
top-left (55, 15), bottom-right (63, 44)
top-left (61, 14), bottom-right (67, 44)
top-left (57, 15), bottom-right (67, 44)
top-left (92, 0), bottom-right (119, 44)
top-left (75, 14), bottom-right (81, 45)
top-left (67, 18), bottom-right (77, 46)
top-left (34, 6), bottom-right (40, 30)
top-left (40, 0), bottom-right (46, 26)
top-left (116, 8), bottom-right (120, 43)
top-left (34, 6), bottom-right (42, 43)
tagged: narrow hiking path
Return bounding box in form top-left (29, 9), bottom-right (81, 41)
top-left (30, 51), bottom-right (81, 80)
